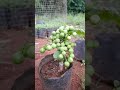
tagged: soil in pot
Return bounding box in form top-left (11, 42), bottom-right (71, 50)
top-left (41, 59), bottom-right (68, 78)
top-left (39, 54), bottom-right (72, 90)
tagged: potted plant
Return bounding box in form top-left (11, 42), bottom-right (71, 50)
top-left (39, 25), bottom-right (85, 90)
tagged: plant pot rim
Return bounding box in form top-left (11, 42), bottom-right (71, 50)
top-left (38, 54), bottom-right (73, 80)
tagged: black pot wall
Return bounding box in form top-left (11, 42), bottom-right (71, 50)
top-left (92, 33), bottom-right (120, 80)
top-left (39, 54), bottom-right (72, 90)
top-left (35, 28), bottom-right (57, 38)
top-left (11, 68), bottom-right (34, 90)
top-left (36, 29), bottom-right (47, 38)
top-left (74, 39), bottom-right (85, 61)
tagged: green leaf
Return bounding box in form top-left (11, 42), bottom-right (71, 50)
top-left (114, 80), bottom-right (120, 88)
top-left (86, 40), bottom-right (99, 49)
top-left (116, 87), bottom-right (120, 90)
top-left (112, 88), bottom-right (116, 90)
top-left (53, 50), bottom-right (61, 59)
top-left (76, 29), bottom-right (85, 37)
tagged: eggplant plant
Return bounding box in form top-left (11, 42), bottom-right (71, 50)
top-left (40, 25), bottom-right (85, 71)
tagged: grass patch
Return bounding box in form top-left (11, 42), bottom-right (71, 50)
top-left (35, 13), bottom-right (85, 30)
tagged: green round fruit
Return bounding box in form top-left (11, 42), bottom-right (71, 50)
top-left (67, 36), bottom-right (71, 40)
top-left (59, 29), bottom-right (63, 32)
top-left (56, 30), bottom-right (59, 33)
top-left (73, 32), bottom-right (77, 36)
top-left (65, 41), bottom-right (70, 45)
top-left (60, 47), bottom-right (64, 51)
top-left (57, 47), bottom-right (60, 50)
top-left (113, 80), bottom-right (120, 87)
top-left (56, 34), bottom-right (59, 38)
top-left (51, 36), bottom-right (55, 40)
top-left (40, 48), bottom-right (45, 53)
top-left (71, 43), bottom-right (76, 47)
top-left (86, 65), bottom-right (95, 76)
top-left (56, 39), bottom-right (60, 43)
top-left (65, 26), bottom-right (70, 30)
top-left (64, 61), bottom-right (70, 67)
top-left (116, 87), bottom-right (120, 90)
top-left (67, 45), bottom-right (71, 48)
top-left (59, 26), bottom-right (64, 30)
top-left (93, 41), bottom-right (99, 48)
top-left (86, 40), bottom-right (94, 48)
top-left (64, 47), bottom-right (67, 51)
top-left (85, 74), bottom-right (92, 86)
top-left (53, 40), bottom-right (56, 43)
top-left (26, 46), bottom-right (35, 59)
top-left (70, 54), bottom-right (74, 58)
top-left (12, 51), bottom-right (24, 64)
top-left (68, 57), bottom-right (73, 63)
top-left (52, 43), bottom-right (57, 48)
top-left (59, 54), bottom-right (64, 59)
top-left (90, 14), bottom-right (100, 24)
top-left (50, 36), bottom-right (53, 39)
top-left (69, 48), bottom-right (74, 53)
top-left (61, 43), bottom-right (65, 46)
top-left (64, 30), bottom-right (67, 34)
top-left (62, 51), bottom-right (66, 55)
top-left (57, 43), bottom-right (60, 47)
top-left (21, 43), bottom-right (32, 57)
top-left (69, 26), bottom-right (74, 30)
top-left (46, 45), bottom-right (52, 50)
top-left (52, 31), bottom-right (56, 35)
top-left (60, 33), bottom-right (64, 37)
top-left (86, 52), bottom-right (92, 65)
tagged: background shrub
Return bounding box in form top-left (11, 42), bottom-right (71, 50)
top-left (67, 0), bottom-right (85, 14)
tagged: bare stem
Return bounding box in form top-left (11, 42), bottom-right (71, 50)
top-left (59, 62), bottom-right (63, 72)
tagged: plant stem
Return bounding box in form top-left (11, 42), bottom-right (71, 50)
top-left (59, 61), bottom-right (63, 72)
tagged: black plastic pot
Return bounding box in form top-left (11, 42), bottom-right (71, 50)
top-left (74, 39), bottom-right (85, 61)
top-left (38, 54), bottom-right (72, 90)
top-left (35, 28), bottom-right (57, 38)
top-left (11, 68), bottom-right (34, 90)
top-left (36, 29), bottom-right (47, 38)
top-left (93, 33), bottom-right (120, 80)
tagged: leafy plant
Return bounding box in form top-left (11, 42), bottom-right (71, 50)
top-left (40, 25), bottom-right (85, 70)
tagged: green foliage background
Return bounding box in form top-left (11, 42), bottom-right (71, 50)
top-left (67, 0), bottom-right (85, 14)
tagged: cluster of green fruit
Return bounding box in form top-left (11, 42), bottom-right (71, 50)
top-left (85, 40), bottom-right (99, 86)
top-left (12, 43), bottom-right (34, 64)
top-left (40, 25), bottom-right (78, 68)
top-left (113, 80), bottom-right (120, 90)
top-left (85, 51), bottom-right (95, 86)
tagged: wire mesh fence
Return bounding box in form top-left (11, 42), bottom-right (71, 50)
top-left (0, 0), bottom-right (34, 30)
top-left (35, 0), bottom-right (67, 17)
